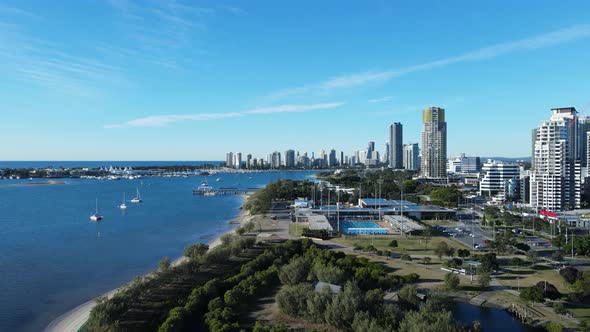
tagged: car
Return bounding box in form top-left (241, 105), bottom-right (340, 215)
top-left (271, 215), bottom-right (277, 220)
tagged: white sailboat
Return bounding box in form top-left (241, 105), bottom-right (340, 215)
top-left (90, 198), bottom-right (103, 221)
top-left (119, 192), bottom-right (127, 209)
top-left (131, 188), bottom-right (142, 203)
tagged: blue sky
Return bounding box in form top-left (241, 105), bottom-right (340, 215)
top-left (1, 1), bottom-right (590, 160)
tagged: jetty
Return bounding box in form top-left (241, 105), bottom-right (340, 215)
top-left (192, 187), bottom-right (258, 196)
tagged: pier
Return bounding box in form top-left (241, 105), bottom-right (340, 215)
top-left (507, 303), bottom-right (542, 322)
top-left (192, 187), bottom-right (258, 196)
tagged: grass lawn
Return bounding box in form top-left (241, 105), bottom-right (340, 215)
top-left (288, 223), bottom-right (307, 237)
top-left (496, 264), bottom-right (571, 294)
top-left (330, 235), bottom-right (470, 256)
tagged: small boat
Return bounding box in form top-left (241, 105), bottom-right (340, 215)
top-left (216, 178), bottom-right (221, 182)
top-left (131, 188), bottom-right (142, 203)
top-left (119, 193), bottom-right (127, 209)
top-left (90, 198), bottom-right (103, 221)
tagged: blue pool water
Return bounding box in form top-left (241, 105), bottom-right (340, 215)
top-left (0, 170), bottom-right (316, 332)
top-left (341, 221), bottom-right (387, 235)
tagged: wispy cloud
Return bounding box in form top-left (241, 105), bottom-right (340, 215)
top-left (243, 102), bottom-right (343, 114)
top-left (105, 0), bottom-right (214, 70)
top-left (220, 5), bottom-right (246, 15)
top-left (105, 102), bottom-right (344, 128)
top-left (104, 112), bottom-right (243, 128)
top-left (0, 17), bottom-right (126, 96)
top-left (368, 96), bottom-right (394, 103)
top-left (263, 24), bottom-right (590, 102)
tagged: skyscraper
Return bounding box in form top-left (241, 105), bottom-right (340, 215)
top-left (578, 117), bottom-right (590, 167)
top-left (403, 143), bottom-right (419, 171)
top-left (367, 141), bottom-right (375, 160)
top-left (389, 123), bottom-right (403, 169)
top-left (226, 152), bottom-right (234, 168)
top-left (421, 107), bottom-right (447, 178)
top-left (234, 152), bottom-right (242, 169)
top-left (531, 107), bottom-right (581, 211)
top-left (329, 149), bottom-right (337, 167)
top-left (285, 149), bottom-right (296, 167)
top-left (271, 151), bottom-right (282, 169)
top-left (246, 154), bottom-right (252, 169)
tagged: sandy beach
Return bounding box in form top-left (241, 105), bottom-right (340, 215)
top-left (44, 194), bottom-right (252, 332)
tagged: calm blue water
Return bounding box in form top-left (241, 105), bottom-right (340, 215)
top-left (452, 302), bottom-right (541, 331)
top-left (0, 171), bottom-right (316, 332)
top-left (0, 161), bottom-right (222, 169)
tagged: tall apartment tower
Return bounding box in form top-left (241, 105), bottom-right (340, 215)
top-left (578, 117), bottom-right (590, 167)
top-left (389, 123), bottom-right (403, 169)
top-left (531, 107), bottom-right (580, 211)
top-left (226, 152), bottom-right (234, 168)
top-left (284, 149), bottom-right (295, 167)
top-left (234, 152), bottom-right (242, 169)
top-left (403, 143), bottom-right (419, 171)
top-left (420, 107), bottom-right (447, 178)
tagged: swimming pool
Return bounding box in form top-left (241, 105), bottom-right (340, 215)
top-left (341, 221), bottom-right (388, 235)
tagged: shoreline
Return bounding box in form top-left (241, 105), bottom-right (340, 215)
top-left (44, 193), bottom-right (252, 332)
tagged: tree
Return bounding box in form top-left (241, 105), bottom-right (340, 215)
top-left (520, 286), bottom-right (544, 305)
top-left (276, 284), bottom-right (311, 317)
top-left (159, 256), bottom-right (171, 271)
top-left (444, 273), bottom-right (460, 290)
top-left (553, 302), bottom-right (567, 317)
top-left (397, 284), bottom-right (418, 308)
top-left (279, 257), bottom-right (309, 285)
top-left (423, 257), bottom-right (432, 265)
top-left (508, 257), bottom-right (523, 267)
top-left (398, 304), bottom-right (466, 332)
top-left (479, 253), bottom-right (499, 273)
top-left (326, 281), bottom-right (365, 328)
top-left (579, 319), bottom-right (590, 332)
top-left (401, 254), bottom-right (412, 261)
top-left (457, 249), bottom-right (470, 259)
top-left (184, 243), bottom-right (209, 260)
top-left (560, 266), bottom-right (580, 284)
top-left (389, 240), bottom-right (398, 248)
top-left (546, 321), bottom-right (563, 332)
top-left (435, 241), bottom-right (450, 259)
top-left (479, 272), bottom-right (491, 289)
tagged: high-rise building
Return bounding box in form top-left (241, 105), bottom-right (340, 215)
top-left (403, 143), bottom-right (419, 171)
top-left (383, 142), bottom-right (390, 165)
top-left (246, 154), bottom-right (252, 169)
top-left (479, 160), bottom-right (520, 197)
top-left (328, 149), bottom-right (337, 167)
top-left (421, 107), bottom-right (447, 178)
top-left (234, 152), bottom-right (242, 169)
top-left (530, 107), bottom-right (581, 211)
top-left (340, 151), bottom-right (345, 166)
top-left (226, 152), bottom-right (234, 168)
top-left (285, 149), bottom-right (296, 168)
top-left (578, 117), bottom-right (590, 167)
top-left (389, 123), bottom-right (403, 169)
top-left (367, 141), bottom-right (375, 160)
top-left (271, 151), bottom-right (282, 169)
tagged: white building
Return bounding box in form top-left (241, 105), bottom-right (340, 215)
top-left (403, 143), bottom-right (420, 171)
top-left (479, 160), bottom-right (520, 198)
top-left (530, 107), bottom-right (581, 211)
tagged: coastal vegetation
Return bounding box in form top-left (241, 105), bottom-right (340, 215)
top-left (242, 179), bottom-right (315, 214)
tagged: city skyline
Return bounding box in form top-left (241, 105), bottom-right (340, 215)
top-left (1, 2), bottom-right (590, 160)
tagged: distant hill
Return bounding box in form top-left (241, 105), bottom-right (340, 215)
top-left (481, 156), bottom-right (531, 163)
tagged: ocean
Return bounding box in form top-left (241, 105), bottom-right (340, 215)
top-left (0, 170), bottom-right (317, 332)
